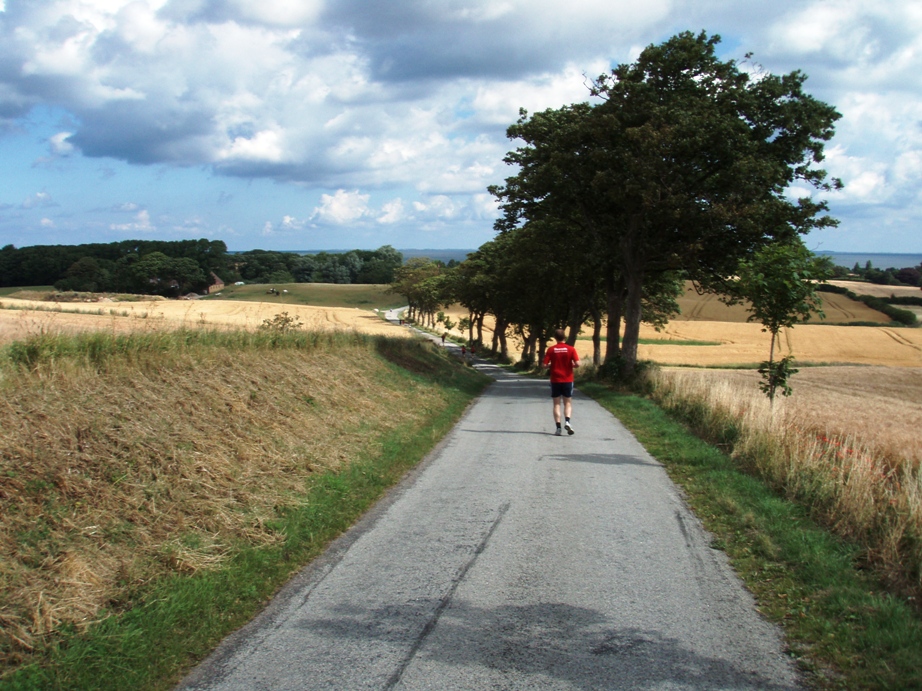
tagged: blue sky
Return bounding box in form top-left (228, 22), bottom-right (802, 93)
top-left (1, 0), bottom-right (920, 253)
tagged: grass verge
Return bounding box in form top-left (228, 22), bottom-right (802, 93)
top-left (579, 381), bottom-right (922, 690)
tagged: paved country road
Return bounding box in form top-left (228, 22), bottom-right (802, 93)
top-left (178, 356), bottom-right (801, 690)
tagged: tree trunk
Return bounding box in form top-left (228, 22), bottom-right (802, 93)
top-left (620, 220), bottom-right (645, 377)
top-left (495, 317), bottom-right (509, 360)
top-left (566, 301), bottom-right (582, 346)
top-left (604, 273), bottom-right (624, 364)
top-left (768, 330), bottom-right (777, 404)
top-left (522, 332), bottom-right (537, 365)
top-left (590, 305), bottom-right (603, 366)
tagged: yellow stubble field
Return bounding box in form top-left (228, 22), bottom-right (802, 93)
top-left (0, 297), bottom-right (407, 345)
top-left (440, 284), bottom-right (922, 368)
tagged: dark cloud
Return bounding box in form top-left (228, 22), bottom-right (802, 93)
top-left (68, 101), bottom-right (215, 165)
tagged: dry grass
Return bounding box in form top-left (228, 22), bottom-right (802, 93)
top-left (660, 366), bottom-right (922, 473)
top-left (649, 367), bottom-right (922, 596)
top-left (0, 331), bottom-right (446, 666)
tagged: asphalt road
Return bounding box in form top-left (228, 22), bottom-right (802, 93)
top-left (178, 353), bottom-right (801, 690)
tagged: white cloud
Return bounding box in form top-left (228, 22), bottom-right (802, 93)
top-left (281, 215), bottom-right (305, 229)
top-left (219, 129), bottom-right (286, 163)
top-left (377, 198), bottom-right (404, 224)
top-left (40, 217), bottom-right (54, 227)
top-left (310, 189), bottom-right (370, 225)
top-left (110, 209), bottom-right (154, 232)
top-left (413, 195), bottom-right (461, 220)
top-left (49, 131), bottom-right (74, 155)
top-left (22, 191), bottom-right (54, 209)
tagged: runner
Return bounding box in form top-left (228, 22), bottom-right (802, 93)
top-left (542, 328), bottom-right (580, 436)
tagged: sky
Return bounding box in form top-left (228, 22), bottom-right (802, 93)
top-left (0, 0), bottom-right (920, 254)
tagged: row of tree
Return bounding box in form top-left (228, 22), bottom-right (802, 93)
top-left (394, 32), bottom-right (841, 392)
top-left (231, 247), bottom-right (403, 285)
top-left (0, 241), bottom-right (404, 296)
top-left (829, 261), bottom-right (922, 287)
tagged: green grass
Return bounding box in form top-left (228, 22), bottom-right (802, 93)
top-left (206, 282), bottom-right (405, 310)
top-left (579, 381), bottom-right (922, 690)
top-left (0, 336), bottom-right (489, 691)
top-left (0, 287), bottom-right (55, 297)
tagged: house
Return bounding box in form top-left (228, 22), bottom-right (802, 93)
top-left (208, 272), bottom-right (225, 294)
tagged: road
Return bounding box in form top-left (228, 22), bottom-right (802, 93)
top-left (178, 354), bottom-right (801, 690)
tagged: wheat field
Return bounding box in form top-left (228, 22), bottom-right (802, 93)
top-left (4, 289), bottom-right (920, 368)
top-left (0, 297), bottom-right (407, 345)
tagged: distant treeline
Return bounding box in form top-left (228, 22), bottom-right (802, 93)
top-left (829, 259), bottom-right (921, 287)
top-left (0, 241), bottom-right (405, 296)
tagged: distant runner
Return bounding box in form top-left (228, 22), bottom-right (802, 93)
top-left (542, 328), bottom-right (580, 436)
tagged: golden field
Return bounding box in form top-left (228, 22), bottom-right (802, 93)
top-left (0, 296), bottom-right (407, 346)
top-left (440, 287), bottom-right (922, 368)
top-left (3, 282), bottom-right (920, 368)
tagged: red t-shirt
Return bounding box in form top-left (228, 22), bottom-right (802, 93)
top-left (543, 342), bottom-right (579, 383)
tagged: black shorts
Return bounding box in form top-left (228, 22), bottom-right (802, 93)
top-left (550, 381), bottom-right (574, 398)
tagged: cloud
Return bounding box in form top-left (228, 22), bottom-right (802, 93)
top-left (310, 189), bottom-right (370, 225)
top-left (49, 131), bottom-right (75, 155)
top-left (22, 191), bottom-right (55, 209)
top-left (1, 0), bottom-right (921, 251)
top-left (377, 198), bottom-right (404, 224)
top-left (110, 209), bottom-right (154, 232)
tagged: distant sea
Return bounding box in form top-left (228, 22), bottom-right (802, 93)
top-left (236, 248), bottom-right (922, 270)
top-left (815, 251), bottom-right (922, 270)
top-left (270, 248), bottom-right (477, 263)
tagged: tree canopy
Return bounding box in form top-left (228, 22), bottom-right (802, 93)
top-left (482, 31), bottom-right (841, 374)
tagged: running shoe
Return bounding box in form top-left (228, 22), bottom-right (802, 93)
top-left (555, 427), bottom-right (563, 436)
top-left (565, 421), bottom-right (574, 435)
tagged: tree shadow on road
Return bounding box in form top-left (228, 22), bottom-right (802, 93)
top-left (541, 453), bottom-right (659, 467)
top-left (304, 599), bottom-right (799, 690)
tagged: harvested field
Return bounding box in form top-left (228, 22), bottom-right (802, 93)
top-left (4, 287), bottom-right (921, 368)
top-left (675, 282), bottom-right (890, 324)
top-left (440, 305), bottom-right (922, 368)
top-left (630, 322), bottom-right (922, 368)
top-left (827, 280), bottom-right (922, 299)
top-left (0, 297), bottom-right (407, 346)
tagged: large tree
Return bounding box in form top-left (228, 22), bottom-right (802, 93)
top-left (491, 31), bottom-right (841, 375)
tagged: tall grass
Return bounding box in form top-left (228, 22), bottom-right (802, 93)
top-left (647, 368), bottom-right (922, 599)
top-left (0, 328), bottom-right (487, 684)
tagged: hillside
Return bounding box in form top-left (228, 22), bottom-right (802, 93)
top-left (0, 329), bottom-right (488, 684)
top-left (674, 282), bottom-right (890, 324)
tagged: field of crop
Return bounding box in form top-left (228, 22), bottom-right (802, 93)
top-left (661, 365), bottom-right (922, 464)
top-left (826, 280), bottom-right (922, 299)
top-left (673, 282), bottom-right (892, 324)
top-left (0, 290), bottom-right (407, 346)
top-left (4, 283), bottom-right (920, 367)
top-left (441, 306), bottom-right (922, 369)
